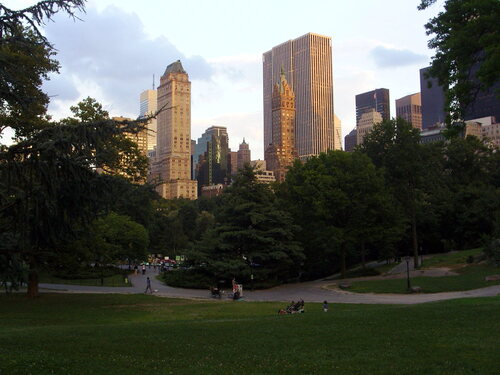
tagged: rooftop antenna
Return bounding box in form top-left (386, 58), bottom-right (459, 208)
top-left (152, 74), bottom-right (155, 90)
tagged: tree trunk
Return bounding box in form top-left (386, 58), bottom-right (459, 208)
top-left (361, 242), bottom-right (366, 269)
top-left (411, 211), bottom-right (419, 269)
top-left (340, 244), bottom-right (347, 279)
top-left (27, 259), bottom-right (39, 298)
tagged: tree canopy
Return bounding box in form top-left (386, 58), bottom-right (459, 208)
top-left (419, 0), bottom-right (500, 123)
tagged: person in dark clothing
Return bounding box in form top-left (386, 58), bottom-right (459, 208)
top-left (145, 277), bottom-right (152, 294)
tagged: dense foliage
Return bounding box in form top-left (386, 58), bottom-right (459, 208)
top-left (419, 0), bottom-right (500, 123)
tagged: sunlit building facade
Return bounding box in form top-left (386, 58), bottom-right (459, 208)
top-left (263, 33), bottom-right (338, 160)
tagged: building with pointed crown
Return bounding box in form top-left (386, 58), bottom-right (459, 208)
top-left (237, 138), bottom-right (251, 170)
top-left (149, 60), bottom-right (197, 199)
top-left (263, 33), bottom-right (339, 160)
top-left (265, 68), bottom-right (297, 182)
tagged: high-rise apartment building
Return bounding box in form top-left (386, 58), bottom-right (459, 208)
top-left (263, 33), bottom-right (338, 160)
top-left (139, 89), bottom-right (157, 152)
top-left (420, 67), bottom-right (447, 129)
top-left (357, 109), bottom-right (383, 146)
top-left (237, 139), bottom-right (251, 170)
top-left (265, 70), bottom-right (297, 182)
top-left (396, 93), bottom-right (422, 130)
top-left (112, 116), bottom-right (148, 156)
top-left (195, 126), bottom-right (229, 190)
top-left (355, 88), bottom-right (390, 127)
top-left (149, 60), bottom-right (197, 200)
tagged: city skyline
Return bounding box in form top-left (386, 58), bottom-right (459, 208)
top-left (263, 33), bottom-right (338, 159)
top-left (2, 0), bottom-right (441, 158)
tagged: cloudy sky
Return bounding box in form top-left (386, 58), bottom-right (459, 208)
top-left (5, 0), bottom-right (443, 158)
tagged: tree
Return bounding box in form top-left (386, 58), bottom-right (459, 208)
top-left (431, 136), bottom-right (500, 249)
top-left (280, 151), bottom-right (402, 278)
top-left (61, 97), bottom-right (149, 183)
top-left (0, 1), bottom-right (153, 296)
top-left (0, 1), bottom-right (85, 139)
top-left (78, 212), bottom-right (149, 266)
top-left (359, 118), bottom-right (425, 268)
top-left (189, 166), bottom-right (304, 286)
top-left (419, 0), bottom-right (500, 123)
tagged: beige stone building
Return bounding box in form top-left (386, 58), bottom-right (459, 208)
top-left (237, 139), bottom-right (251, 170)
top-left (139, 89), bottom-right (157, 153)
top-left (357, 109), bottom-right (382, 146)
top-left (334, 114), bottom-right (342, 150)
top-left (112, 116), bottom-right (149, 156)
top-left (396, 93), bottom-right (422, 130)
top-left (263, 33), bottom-right (339, 160)
top-left (482, 122), bottom-right (500, 147)
top-left (149, 60), bottom-right (197, 200)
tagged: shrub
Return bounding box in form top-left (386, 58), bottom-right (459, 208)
top-left (483, 238), bottom-right (500, 266)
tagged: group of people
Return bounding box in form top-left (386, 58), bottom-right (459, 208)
top-left (278, 299), bottom-right (305, 314)
top-left (278, 300), bottom-right (329, 314)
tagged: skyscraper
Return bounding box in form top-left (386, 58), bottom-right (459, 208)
top-left (139, 89), bottom-right (157, 152)
top-left (396, 93), bottom-right (422, 130)
top-left (355, 88), bottom-right (390, 126)
top-left (263, 33), bottom-right (338, 160)
top-left (237, 139), bottom-right (251, 170)
top-left (264, 69), bottom-right (297, 182)
top-left (420, 67), bottom-right (447, 129)
top-left (195, 126), bottom-right (229, 190)
top-left (149, 60), bottom-right (197, 200)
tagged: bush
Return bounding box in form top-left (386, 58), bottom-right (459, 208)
top-left (52, 266), bottom-right (126, 280)
top-left (483, 238), bottom-right (500, 266)
top-left (161, 269), bottom-right (214, 289)
top-left (160, 269), bottom-right (284, 290)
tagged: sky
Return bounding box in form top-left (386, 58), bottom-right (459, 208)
top-left (4, 0), bottom-right (444, 158)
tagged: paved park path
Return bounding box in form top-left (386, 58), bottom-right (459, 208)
top-left (38, 265), bottom-right (500, 305)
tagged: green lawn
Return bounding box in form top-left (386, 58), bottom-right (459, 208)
top-left (422, 248), bottom-right (482, 269)
top-left (373, 262), bottom-right (398, 274)
top-left (347, 264), bottom-right (500, 294)
top-left (38, 273), bottom-right (132, 287)
top-left (0, 294), bottom-right (499, 374)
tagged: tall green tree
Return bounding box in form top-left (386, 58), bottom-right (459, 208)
top-left (0, 1), bottom-right (153, 296)
top-left (359, 118), bottom-right (425, 268)
top-left (419, 0), bottom-right (500, 124)
top-left (0, 1), bottom-right (85, 139)
top-left (280, 151), bottom-right (402, 278)
top-left (189, 166), bottom-right (304, 286)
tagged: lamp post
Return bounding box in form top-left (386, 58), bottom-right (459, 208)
top-left (405, 255), bottom-right (411, 291)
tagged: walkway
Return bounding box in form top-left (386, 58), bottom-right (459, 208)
top-left (38, 265), bottom-right (500, 305)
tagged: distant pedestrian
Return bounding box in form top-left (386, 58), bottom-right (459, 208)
top-left (142, 264), bottom-right (146, 275)
top-left (323, 300), bottom-right (328, 312)
top-left (133, 265), bottom-right (138, 275)
top-left (145, 277), bottom-right (152, 294)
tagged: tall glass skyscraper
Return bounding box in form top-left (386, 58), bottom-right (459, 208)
top-left (263, 33), bottom-right (339, 160)
top-left (139, 89), bottom-right (157, 152)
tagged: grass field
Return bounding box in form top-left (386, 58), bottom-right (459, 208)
top-left (1, 294), bottom-right (499, 375)
top-left (421, 248), bottom-right (482, 269)
top-left (38, 273), bottom-right (132, 287)
top-left (347, 264), bottom-right (500, 294)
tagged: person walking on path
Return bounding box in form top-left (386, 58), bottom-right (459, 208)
top-left (142, 264), bottom-right (146, 275)
top-left (145, 277), bottom-right (153, 294)
top-left (323, 300), bottom-right (328, 312)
